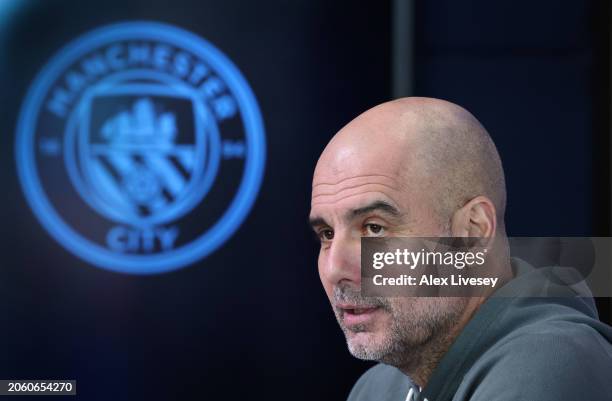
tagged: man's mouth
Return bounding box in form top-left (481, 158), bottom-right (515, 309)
top-left (336, 304), bottom-right (382, 327)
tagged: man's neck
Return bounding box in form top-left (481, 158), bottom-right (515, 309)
top-left (401, 259), bottom-right (515, 388)
top-left (400, 296), bottom-right (486, 388)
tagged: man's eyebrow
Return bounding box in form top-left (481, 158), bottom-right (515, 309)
top-left (348, 200), bottom-right (401, 219)
top-left (308, 200), bottom-right (400, 230)
top-left (308, 216), bottom-right (329, 229)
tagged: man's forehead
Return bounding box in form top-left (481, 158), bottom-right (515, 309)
top-left (312, 136), bottom-right (422, 202)
top-left (314, 144), bottom-right (412, 183)
top-left (310, 158), bottom-right (416, 222)
top-left (310, 169), bottom-right (412, 221)
top-left (311, 173), bottom-right (404, 199)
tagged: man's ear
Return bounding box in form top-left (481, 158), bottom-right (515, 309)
top-left (450, 196), bottom-right (497, 238)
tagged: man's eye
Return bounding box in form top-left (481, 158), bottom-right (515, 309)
top-left (364, 223), bottom-right (385, 236)
top-left (319, 229), bottom-right (334, 241)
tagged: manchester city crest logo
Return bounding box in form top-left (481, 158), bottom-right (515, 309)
top-left (15, 22), bottom-right (266, 274)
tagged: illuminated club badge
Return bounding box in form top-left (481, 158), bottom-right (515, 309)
top-left (15, 22), bottom-right (266, 274)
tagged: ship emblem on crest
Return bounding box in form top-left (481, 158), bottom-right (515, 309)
top-left (95, 98), bottom-right (188, 220)
top-left (15, 22), bottom-right (266, 274)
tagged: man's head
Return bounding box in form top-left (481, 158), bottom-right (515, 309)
top-left (309, 97), bottom-right (509, 380)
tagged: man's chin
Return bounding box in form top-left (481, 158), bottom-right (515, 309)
top-left (345, 331), bottom-right (388, 361)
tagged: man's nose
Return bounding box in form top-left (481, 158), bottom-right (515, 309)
top-left (322, 234), bottom-right (361, 286)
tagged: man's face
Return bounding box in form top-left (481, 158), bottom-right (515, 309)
top-left (309, 135), bottom-right (468, 366)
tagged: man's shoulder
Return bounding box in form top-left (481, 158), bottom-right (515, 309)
top-left (495, 316), bottom-right (612, 362)
top-left (347, 364), bottom-right (414, 401)
top-left (458, 318), bottom-right (612, 400)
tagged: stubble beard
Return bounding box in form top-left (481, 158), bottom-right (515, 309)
top-left (334, 284), bottom-right (468, 372)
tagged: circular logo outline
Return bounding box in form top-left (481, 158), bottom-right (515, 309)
top-left (15, 21), bottom-right (266, 274)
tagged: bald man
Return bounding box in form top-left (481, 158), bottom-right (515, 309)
top-left (309, 98), bottom-right (612, 401)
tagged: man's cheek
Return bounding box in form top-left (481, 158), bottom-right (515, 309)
top-left (317, 269), bottom-right (334, 303)
top-left (317, 259), bottom-right (334, 299)
top-left (374, 308), bottom-right (394, 331)
top-left (317, 254), bottom-right (326, 282)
